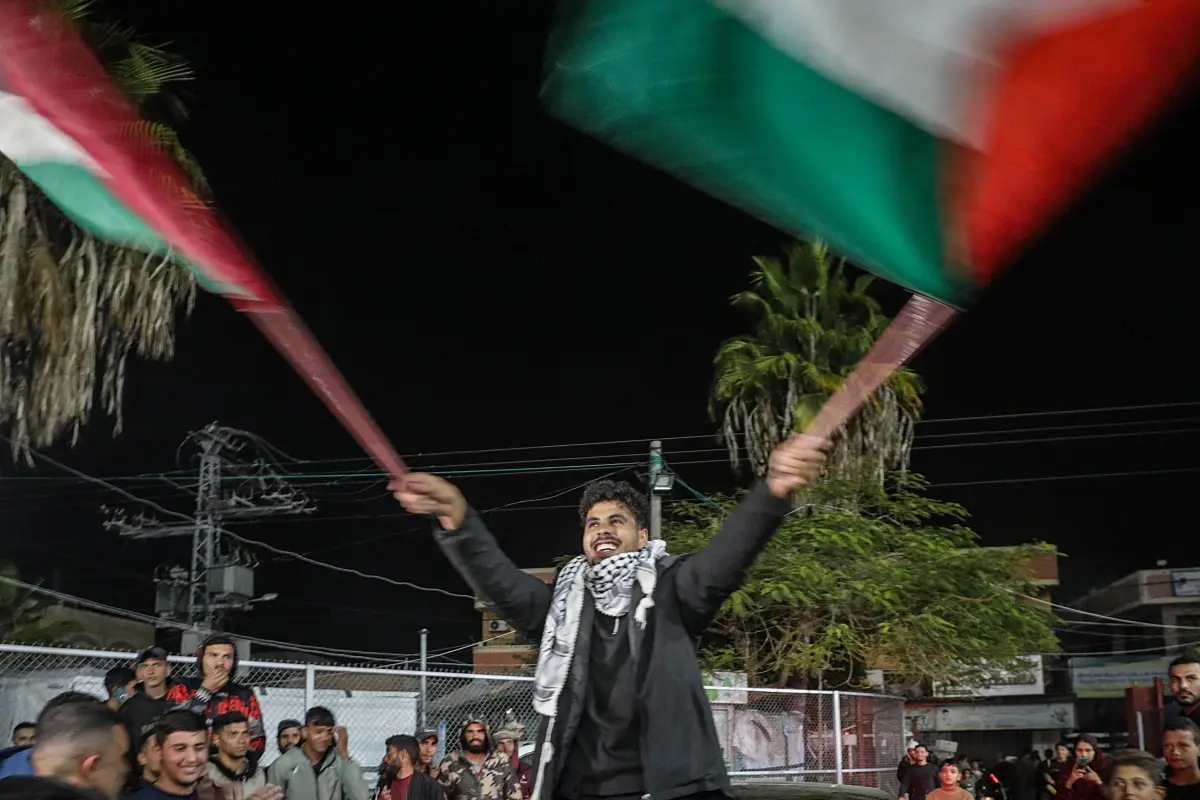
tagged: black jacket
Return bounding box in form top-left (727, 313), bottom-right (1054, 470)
top-left (0, 776), bottom-right (113, 800)
top-left (119, 683), bottom-right (173, 769)
top-left (434, 482), bottom-right (790, 800)
top-left (374, 771), bottom-right (443, 800)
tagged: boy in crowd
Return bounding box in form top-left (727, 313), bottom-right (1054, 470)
top-left (929, 759), bottom-right (973, 800)
top-left (1105, 750), bottom-right (1165, 800)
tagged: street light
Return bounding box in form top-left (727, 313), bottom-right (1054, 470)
top-left (651, 471), bottom-right (675, 495)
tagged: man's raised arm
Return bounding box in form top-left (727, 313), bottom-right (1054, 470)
top-left (392, 473), bottom-right (552, 641)
top-left (673, 435), bottom-right (828, 635)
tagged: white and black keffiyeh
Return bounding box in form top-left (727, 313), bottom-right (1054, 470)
top-left (528, 540), bottom-right (668, 799)
top-left (532, 539), bottom-right (668, 718)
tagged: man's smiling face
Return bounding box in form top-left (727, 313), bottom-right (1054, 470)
top-left (582, 500), bottom-right (648, 565)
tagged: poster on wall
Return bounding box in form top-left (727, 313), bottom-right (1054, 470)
top-left (1070, 655), bottom-right (1170, 699)
top-left (933, 656), bottom-right (1045, 698)
top-left (934, 703), bottom-right (1075, 731)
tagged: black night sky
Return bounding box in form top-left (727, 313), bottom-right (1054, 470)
top-left (1, 1), bottom-right (1198, 663)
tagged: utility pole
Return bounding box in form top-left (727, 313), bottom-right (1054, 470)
top-left (190, 429), bottom-right (223, 627)
top-left (106, 423), bottom-right (313, 637)
top-left (647, 440), bottom-right (673, 539)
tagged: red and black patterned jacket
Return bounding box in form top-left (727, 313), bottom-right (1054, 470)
top-left (166, 678), bottom-right (265, 756)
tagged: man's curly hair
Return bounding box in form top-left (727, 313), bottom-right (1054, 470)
top-left (578, 479), bottom-right (650, 530)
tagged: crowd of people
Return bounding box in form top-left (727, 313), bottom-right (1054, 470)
top-left (895, 651), bottom-right (1200, 800)
top-left (0, 636), bottom-right (534, 800)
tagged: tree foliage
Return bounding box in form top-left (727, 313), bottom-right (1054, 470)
top-left (664, 473), bottom-right (1059, 690)
top-left (0, 0), bottom-right (203, 456)
top-left (0, 562), bottom-right (78, 644)
top-left (711, 240), bottom-right (922, 485)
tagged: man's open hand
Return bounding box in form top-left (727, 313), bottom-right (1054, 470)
top-left (765, 434), bottom-right (829, 499)
top-left (390, 474), bottom-right (468, 530)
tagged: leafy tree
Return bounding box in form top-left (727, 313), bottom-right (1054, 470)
top-left (711, 240), bottom-right (922, 485)
top-left (0, 0), bottom-right (204, 456)
top-left (0, 562), bottom-right (78, 643)
top-left (664, 473), bottom-right (1059, 690)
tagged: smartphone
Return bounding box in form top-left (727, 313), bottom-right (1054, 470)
top-left (113, 687), bottom-right (132, 705)
top-left (1076, 757), bottom-right (1090, 769)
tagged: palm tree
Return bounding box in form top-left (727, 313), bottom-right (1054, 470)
top-left (0, 562), bottom-right (78, 643)
top-left (710, 240), bottom-right (924, 485)
top-left (0, 0), bottom-right (203, 456)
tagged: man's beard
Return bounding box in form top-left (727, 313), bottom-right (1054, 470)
top-left (465, 740), bottom-right (487, 754)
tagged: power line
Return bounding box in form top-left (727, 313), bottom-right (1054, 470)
top-left (913, 427), bottom-right (1200, 452)
top-left (0, 432), bottom-right (475, 601)
top-left (916, 400), bottom-right (1200, 425)
top-left (1018, 593), bottom-right (1200, 631)
top-left (0, 574), bottom-right (420, 662)
top-left (925, 467), bottom-right (1200, 489)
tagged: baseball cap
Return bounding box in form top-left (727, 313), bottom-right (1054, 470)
top-left (415, 728), bottom-right (438, 742)
top-left (136, 646), bottom-right (169, 664)
top-left (278, 719), bottom-right (303, 735)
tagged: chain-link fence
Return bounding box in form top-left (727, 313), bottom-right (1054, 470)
top-left (0, 643), bottom-right (902, 791)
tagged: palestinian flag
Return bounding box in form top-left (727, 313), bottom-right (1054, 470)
top-left (0, 0), bottom-right (405, 475)
top-left (543, 0), bottom-right (1200, 308)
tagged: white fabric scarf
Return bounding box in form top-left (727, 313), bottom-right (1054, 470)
top-left (532, 539), bottom-right (668, 718)
top-left (528, 539), bottom-right (668, 799)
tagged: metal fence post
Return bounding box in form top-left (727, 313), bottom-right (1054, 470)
top-left (420, 629), bottom-right (428, 730)
top-left (833, 690), bottom-right (844, 785)
top-left (304, 664), bottom-right (315, 712)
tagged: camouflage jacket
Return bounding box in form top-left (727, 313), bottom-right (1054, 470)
top-left (436, 750), bottom-right (522, 800)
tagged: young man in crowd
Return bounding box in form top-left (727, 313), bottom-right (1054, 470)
top-left (0, 693), bottom-right (101, 780)
top-left (127, 726), bottom-right (163, 795)
top-left (0, 694), bottom-right (129, 800)
top-left (275, 722), bottom-right (302, 758)
top-left (492, 720), bottom-right (531, 800)
top-left (412, 731), bottom-right (437, 778)
top-left (206, 713), bottom-right (267, 800)
top-left (898, 741), bottom-right (920, 786)
top-left (393, 436), bottom-right (828, 800)
top-left (166, 635), bottom-right (264, 757)
top-left (121, 648), bottom-right (174, 771)
top-left (374, 736), bottom-right (441, 800)
top-left (105, 668), bottom-right (138, 712)
top-left (1163, 718), bottom-right (1200, 800)
top-left (436, 719), bottom-right (521, 800)
top-left (1106, 750), bottom-right (1166, 800)
top-left (929, 759), bottom-right (973, 800)
top-left (9, 726), bottom-right (34, 748)
top-left (266, 707), bottom-right (365, 800)
top-left (129, 711), bottom-right (211, 800)
top-left (1168, 652), bottom-right (1200, 725)
top-left (899, 744), bottom-right (938, 800)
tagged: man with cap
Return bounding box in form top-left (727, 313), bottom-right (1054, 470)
top-left (120, 647), bottom-right (174, 772)
top-left (897, 741), bottom-right (920, 784)
top-left (413, 730), bottom-right (438, 778)
top-left (276, 721), bottom-right (303, 758)
top-left (493, 713), bottom-right (531, 800)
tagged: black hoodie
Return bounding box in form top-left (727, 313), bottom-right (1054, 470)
top-left (0, 776), bottom-right (114, 800)
top-left (119, 682), bottom-right (174, 772)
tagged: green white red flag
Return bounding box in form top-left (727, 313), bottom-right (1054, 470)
top-left (544, 0), bottom-right (1200, 309)
top-left (543, 0), bottom-right (1200, 436)
top-left (0, 0), bottom-right (406, 475)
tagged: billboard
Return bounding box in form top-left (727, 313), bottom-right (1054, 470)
top-left (934, 702), bottom-right (1075, 731)
top-left (1070, 654), bottom-right (1169, 698)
